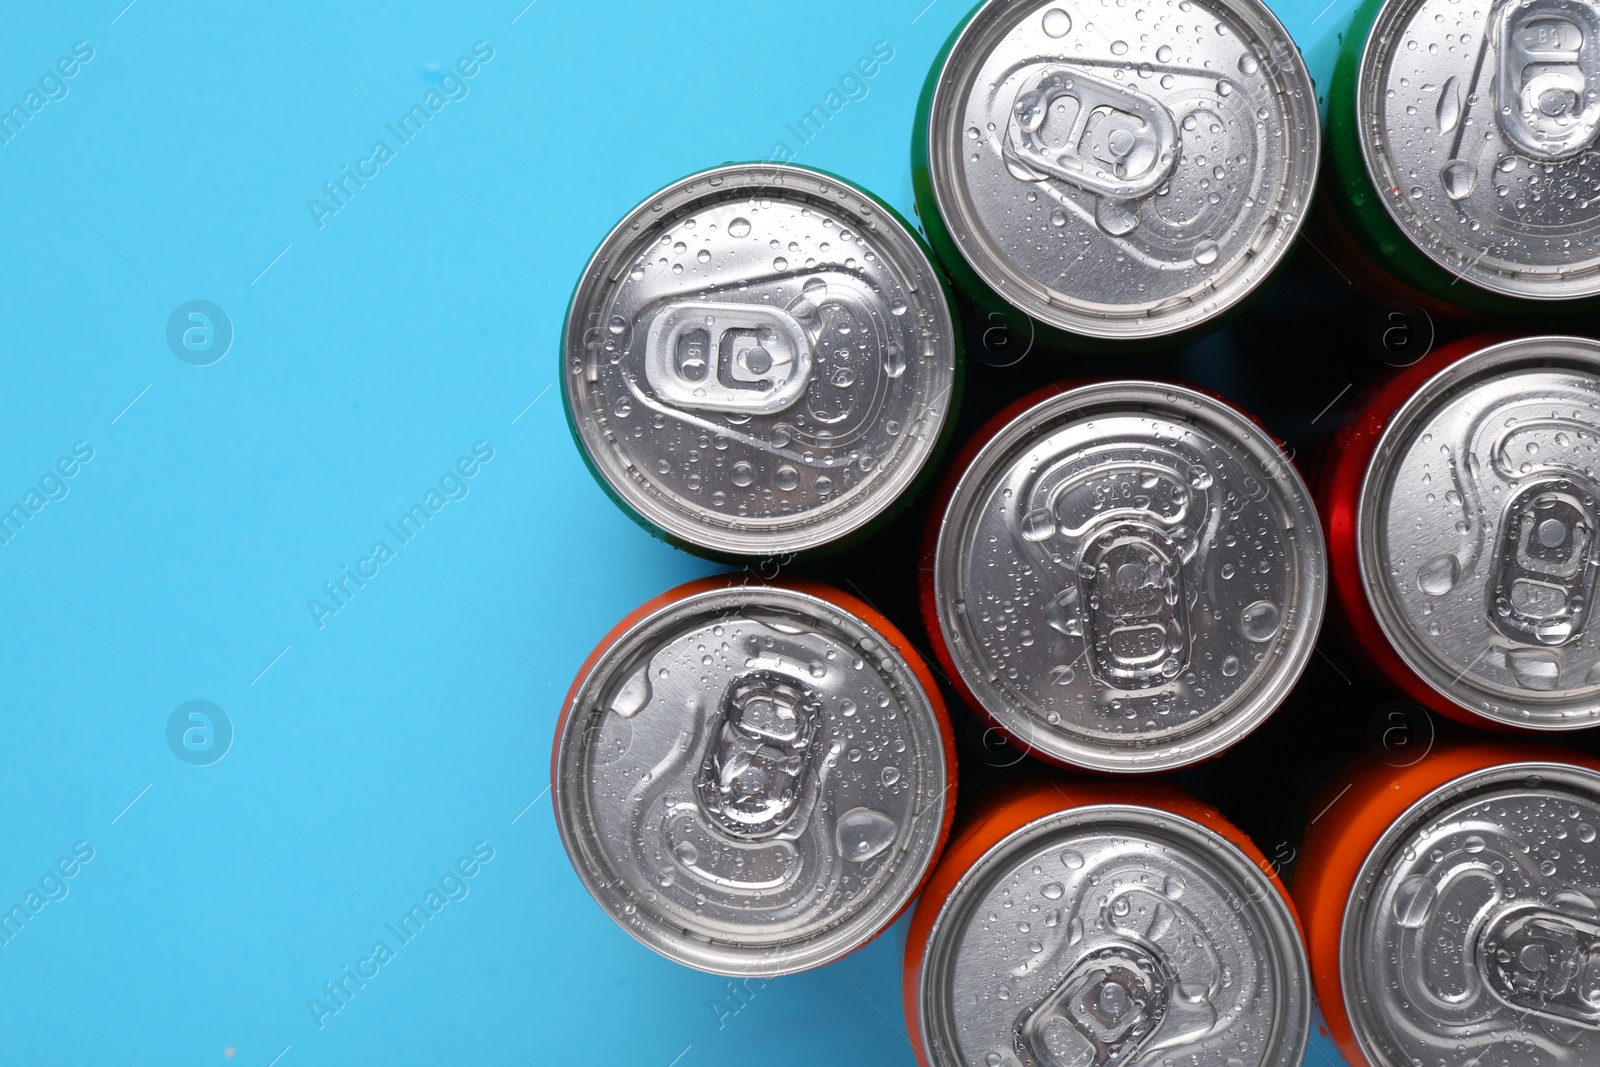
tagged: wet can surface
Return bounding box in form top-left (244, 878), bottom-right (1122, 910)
top-left (1293, 744), bottom-right (1600, 1067)
top-left (552, 577), bottom-right (956, 976)
top-left (914, 0), bottom-right (1319, 345)
top-left (904, 778), bottom-right (1310, 1067)
top-left (563, 163), bottom-right (961, 559)
top-left (1322, 334), bottom-right (1600, 729)
top-left (923, 382), bottom-right (1326, 772)
top-left (1326, 0), bottom-right (1600, 314)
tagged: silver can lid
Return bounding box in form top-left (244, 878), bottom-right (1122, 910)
top-left (553, 584), bottom-right (952, 976)
top-left (1342, 760), bottom-right (1600, 1066)
top-left (932, 382), bottom-right (1325, 772)
top-left (1359, 336), bottom-right (1600, 728)
top-left (564, 164), bottom-right (958, 556)
top-left (1358, 0), bottom-right (1600, 300)
top-left (924, 0), bottom-right (1318, 340)
top-left (918, 805), bottom-right (1310, 1067)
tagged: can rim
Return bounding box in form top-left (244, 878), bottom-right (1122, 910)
top-left (1337, 759), bottom-right (1600, 1065)
top-left (562, 162), bottom-right (959, 556)
top-left (923, 0), bottom-right (1320, 340)
top-left (932, 380), bottom-right (1327, 772)
top-left (917, 803), bottom-right (1311, 1067)
top-left (552, 580), bottom-right (954, 976)
top-left (1355, 334), bottom-right (1600, 728)
top-left (1354, 0), bottom-right (1600, 302)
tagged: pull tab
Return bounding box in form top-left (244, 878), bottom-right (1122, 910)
top-left (1482, 906), bottom-right (1600, 1025)
top-left (1494, 1), bottom-right (1600, 160)
top-left (1489, 478), bottom-right (1600, 647)
top-left (1080, 523), bottom-right (1189, 687)
top-left (695, 672), bottom-right (820, 839)
top-left (643, 301), bottom-right (813, 414)
top-left (1014, 941), bottom-right (1172, 1067)
top-left (1005, 65), bottom-right (1179, 199)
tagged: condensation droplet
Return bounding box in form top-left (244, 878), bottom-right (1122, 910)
top-left (1417, 553), bottom-right (1459, 596)
top-left (1042, 8), bottom-right (1072, 36)
top-left (1240, 601), bottom-right (1281, 642)
top-left (1437, 76), bottom-right (1462, 134)
top-left (1022, 507), bottom-right (1058, 542)
top-left (884, 342), bottom-right (907, 379)
top-left (1393, 874), bottom-right (1437, 928)
top-left (1440, 159), bottom-right (1476, 200)
top-left (836, 808), bottom-right (896, 862)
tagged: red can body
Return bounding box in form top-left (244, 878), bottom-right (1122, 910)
top-left (920, 379), bottom-right (1323, 773)
top-left (1318, 331), bottom-right (1544, 729)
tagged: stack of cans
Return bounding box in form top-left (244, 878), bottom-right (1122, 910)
top-left (551, 0), bottom-right (1600, 1064)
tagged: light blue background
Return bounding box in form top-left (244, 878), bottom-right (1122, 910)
top-left (0, 1), bottom-right (1354, 1063)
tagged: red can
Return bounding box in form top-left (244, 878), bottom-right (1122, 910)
top-left (903, 776), bottom-right (1310, 1067)
top-left (1319, 333), bottom-right (1600, 731)
top-left (1292, 743), bottom-right (1600, 1067)
top-left (920, 380), bottom-right (1325, 773)
top-left (552, 575), bottom-right (957, 975)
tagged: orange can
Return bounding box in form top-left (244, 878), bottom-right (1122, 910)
top-left (903, 776), bottom-right (1310, 1067)
top-left (552, 576), bottom-right (958, 976)
top-left (1292, 742), bottom-right (1600, 1067)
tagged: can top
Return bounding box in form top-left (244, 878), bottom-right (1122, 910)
top-left (553, 584), bottom-right (951, 976)
top-left (1342, 760), bottom-right (1600, 1066)
top-left (933, 382), bottom-right (1325, 772)
top-left (1357, 0), bottom-right (1600, 300)
top-left (924, 0), bottom-right (1318, 339)
top-left (564, 163), bottom-right (958, 556)
top-left (918, 805), bottom-right (1309, 1067)
top-left (1360, 335), bottom-right (1600, 728)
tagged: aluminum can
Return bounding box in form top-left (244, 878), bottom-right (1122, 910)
top-left (1292, 743), bottom-right (1600, 1067)
top-left (922, 381), bottom-right (1326, 772)
top-left (1325, 0), bottom-right (1600, 316)
top-left (563, 163), bottom-right (961, 559)
top-left (904, 777), bottom-right (1310, 1067)
top-left (913, 0), bottom-right (1319, 346)
top-left (552, 577), bottom-right (957, 975)
top-left (1321, 333), bottom-right (1600, 729)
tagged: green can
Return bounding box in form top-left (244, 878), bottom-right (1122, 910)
top-left (562, 163), bottom-right (963, 562)
top-left (1325, 0), bottom-right (1600, 316)
top-left (913, 0), bottom-right (1320, 351)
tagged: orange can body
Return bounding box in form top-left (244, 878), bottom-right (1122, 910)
top-left (552, 575), bottom-right (959, 976)
top-left (903, 776), bottom-right (1308, 1067)
top-left (1292, 742), bottom-right (1600, 1067)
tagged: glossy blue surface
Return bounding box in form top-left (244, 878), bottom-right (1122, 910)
top-left (0, 1), bottom-right (1356, 1063)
